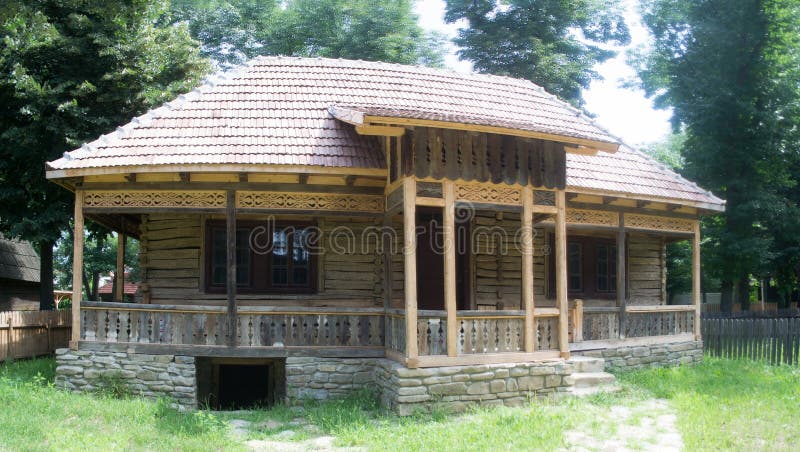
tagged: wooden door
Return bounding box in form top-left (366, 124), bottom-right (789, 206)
top-left (416, 209), bottom-right (470, 310)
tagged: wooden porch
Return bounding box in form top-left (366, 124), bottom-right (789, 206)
top-left (64, 127), bottom-right (705, 369)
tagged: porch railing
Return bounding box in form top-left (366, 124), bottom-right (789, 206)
top-left (79, 301), bottom-right (696, 356)
top-left (80, 302), bottom-right (385, 348)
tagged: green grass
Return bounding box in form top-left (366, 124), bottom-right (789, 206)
top-left (1, 356), bottom-right (797, 451)
top-left (618, 358), bottom-right (800, 451)
top-left (0, 359), bottom-right (238, 451)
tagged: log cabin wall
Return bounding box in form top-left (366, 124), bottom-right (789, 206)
top-left (138, 213), bottom-right (386, 307)
top-left (627, 233), bottom-right (667, 306)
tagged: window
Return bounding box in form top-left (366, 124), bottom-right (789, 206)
top-left (596, 244), bottom-right (617, 292)
top-left (205, 221), bottom-right (316, 293)
top-left (548, 235), bottom-right (621, 299)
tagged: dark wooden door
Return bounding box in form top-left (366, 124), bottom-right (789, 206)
top-left (416, 209), bottom-right (470, 310)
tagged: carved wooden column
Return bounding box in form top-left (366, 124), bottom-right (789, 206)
top-left (521, 187), bottom-right (536, 352)
top-left (555, 190), bottom-right (569, 358)
top-left (403, 178), bottom-right (419, 361)
top-left (443, 180), bottom-right (457, 357)
top-left (617, 212), bottom-right (627, 338)
top-left (226, 190), bottom-right (237, 347)
top-left (70, 189), bottom-right (84, 349)
top-left (692, 220), bottom-right (702, 339)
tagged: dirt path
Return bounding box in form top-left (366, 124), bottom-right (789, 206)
top-left (564, 399), bottom-right (683, 451)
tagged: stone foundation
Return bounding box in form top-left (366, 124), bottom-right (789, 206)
top-left (54, 339), bottom-right (701, 415)
top-left (54, 349), bottom-right (197, 410)
top-left (285, 357), bottom-right (378, 401)
top-left (575, 340), bottom-right (703, 371)
top-left (374, 359), bottom-right (575, 416)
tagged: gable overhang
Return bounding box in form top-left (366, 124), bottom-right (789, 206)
top-left (329, 106), bottom-right (619, 155)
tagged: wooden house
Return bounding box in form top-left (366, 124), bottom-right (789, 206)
top-left (0, 236), bottom-right (40, 311)
top-left (48, 57), bottom-right (723, 412)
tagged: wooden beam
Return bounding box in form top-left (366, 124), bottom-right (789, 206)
top-left (382, 214), bottom-right (393, 309)
top-left (403, 178), bottom-right (419, 360)
top-left (363, 115), bottom-right (620, 153)
top-left (554, 190), bottom-right (569, 358)
top-left (298, 174), bottom-right (309, 185)
top-left (617, 212), bottom-right (627, 339)
top-left (179, 172), bottom-right (189, 182)
top-left (345, 175), bottom-right (357, 186)
top-left (521, 187), bottom-right (535, 352)
top-left (564, 146), bottom-right (599, 156)
top-left (114, 233), bottom-right (125, 302)
top-left (692, 220), bottom-right (702, 340)
top-left (70, 190), bottom-right (85, 348)
top-left (47, 164), bottom-right (388, 180)
top-left (226, 190), bottom-right (237, 347)
top-left (355, 124), bottom-right (405, 136)
top-left (125, 173), bottom-right (136, 182)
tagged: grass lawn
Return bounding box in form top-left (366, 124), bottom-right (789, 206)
top-left (0, 356), bottom-right (797, 451)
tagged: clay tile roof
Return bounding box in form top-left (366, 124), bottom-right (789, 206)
top-left (0, 236), bottom-right (40, 283)
top-left (46, 56), bottom-right (723, 209)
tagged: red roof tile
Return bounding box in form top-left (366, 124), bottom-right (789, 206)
top-left (47, 57), bottom-right (723, 209)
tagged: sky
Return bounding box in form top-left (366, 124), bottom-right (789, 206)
top-left (413, 0), bottom-right (673, 147)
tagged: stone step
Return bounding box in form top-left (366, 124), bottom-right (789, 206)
top-left (570, 383), bottom-right (622, 397)
top-left (570, 371), bottom-right (617, 388)
top-left (569, 356), bottom-right (606, 373)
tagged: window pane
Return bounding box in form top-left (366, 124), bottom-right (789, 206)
top-left (272, 268), bottom-right (288, 285)
top-left (212, 229), bottom-right (226, 285)
top-left (293, 267), bottom-right (308, 286)
top-left (272, 230), bottom-right (288, 266)
top-left (597, 245), bottom-right (608, 291)
top-left (610, 246), bottom-right (617, 292)
top-left (236, 229), bottom-right (250, 286)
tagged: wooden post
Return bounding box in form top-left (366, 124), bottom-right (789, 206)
top-left (555, 190), bottom-right (569, 358)
top-left (114, 233), bottom-right (126, 302)
top-left (70, 189), bottom-right (84, 349)
top-left (382, 215), bottom-right (393, 309)
top-left (617, 212), bottom-right (627, 339)
top-left (692, 220), bottom-right (702, 340)
top-left (573, 299), bottom-right (583, 342)
top-left (403, 178), bottom-right (419, 361)
top-left (226, 190), bottom-right (237, 347)
top-left (521, 187), bottom-right (536, 352)
top-left (443, 180), bottom-right (457, 357)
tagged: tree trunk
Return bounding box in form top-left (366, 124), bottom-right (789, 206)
top-left (720, 280), bottom-right (734, 312)
top-left (738, 275), bottom-right (750, 311)
top-left (82, 269), bottom-right (92, 301)
top-left (38, 240), bottom-right (55, 310)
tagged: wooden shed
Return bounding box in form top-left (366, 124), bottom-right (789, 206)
top-left (0, 236), bottom-right (40, 311)
top-left (47, 57), bottom-right (724, 411)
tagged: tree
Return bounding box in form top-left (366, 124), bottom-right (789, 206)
top-left (54, 231), bottom-right (139, 300)
top-left (632, 0), bottom-right (800, 310)
top-left (0, 0), bottom-right (209, 309)
top-left (171, 0), bottom-right (446, 68)
top-left (444, 0), bottom-right (630, 106)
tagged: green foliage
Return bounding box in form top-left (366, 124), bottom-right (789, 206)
top-left (444, 0), bottom-right (630, 106)
top-left (54, 230), bottom-right (140, 298)
top-left (0, 0), bottom-right (209, 283)
top-left (641, 133), bottom-right (686, 171)
top-left (171, 0), bottom-right (446, 67)
top-left (632, 0), bottom-right (800, 307)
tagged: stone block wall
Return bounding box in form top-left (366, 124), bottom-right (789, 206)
top-left (285, 357), bottom-right (378, 401)
top-left (575, 340), bottom-right (703, 371)
top-left (373, 359), bottom-right (575, 416)
top-left (54, 348), bottom-right (197, 410)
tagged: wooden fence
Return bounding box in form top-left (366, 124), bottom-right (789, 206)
top-left (1, 310), bottom-right (72, 361)
top-left (701, 316), bottom-right (800, 365)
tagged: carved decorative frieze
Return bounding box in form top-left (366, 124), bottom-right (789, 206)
top-left (237, 191), bottom-right (384, 213)
top-left (83, 191), bottom-right (226, 208)
top-left (566, 209), bottom-right (619, 227)
top-left (455, 183), bottom-right (521, 205)
top-left (625, 214), bottom-right (695, 233)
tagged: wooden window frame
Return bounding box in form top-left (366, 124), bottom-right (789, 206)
top-left (204, 220), bottom-right (318, 295)
top-left (548, 234), bottom-right (621, 300)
